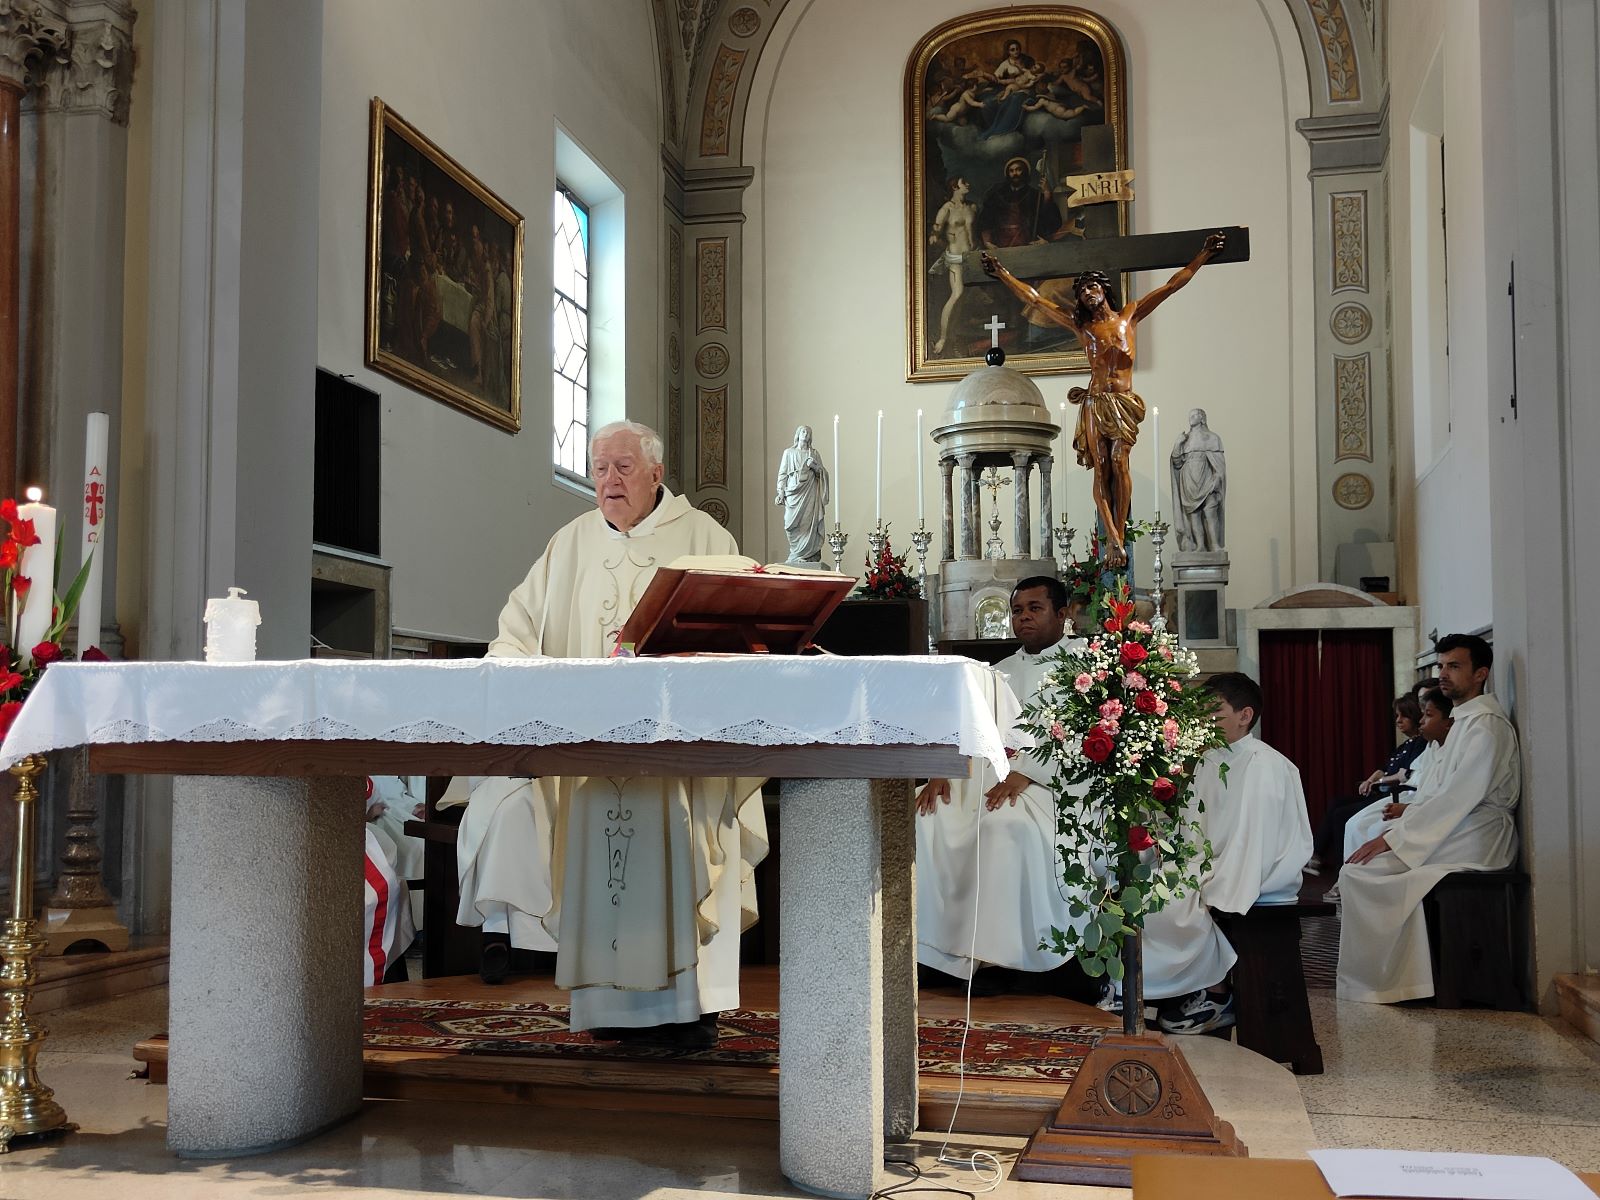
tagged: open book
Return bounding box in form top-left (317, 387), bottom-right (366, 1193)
top-left (616, 555), bottom-right (856, 655)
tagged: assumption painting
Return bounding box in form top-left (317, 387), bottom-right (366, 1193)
top-left (905, 7), bottom-right (1129, 381)
top-left (367, 99), bottom-right (525, 432)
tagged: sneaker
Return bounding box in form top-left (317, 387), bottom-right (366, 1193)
top-left (1156, 989), bottom-right (1236, 1035)
top-left (1095, 981), bottom-right (1123, 1017)
top-left (1324, 884), bottom-right (1341, 904)
top-left (1302, 856), bottom-right (1323, 876)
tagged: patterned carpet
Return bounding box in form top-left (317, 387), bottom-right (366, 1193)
top-left (363, 997), bottom-right (1106, 1082)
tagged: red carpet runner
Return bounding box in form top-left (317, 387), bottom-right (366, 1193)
top-left (364, 997), bottom-right (1105, 1083)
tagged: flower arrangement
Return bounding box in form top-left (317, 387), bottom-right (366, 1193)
top-left (1058, 521), bottom-right (1151, 627)
top-left (857, 530), bottom-right (921, 600)
top-left (1017, 577), bottom-right (1226, 983)
top-left (0, 498), bottom-right (96, 739)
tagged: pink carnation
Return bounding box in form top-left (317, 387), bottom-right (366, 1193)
top-left (1088, 639), bottom-right (1102, 652)
top-left (1154, 696), bottom-right (1169, 716)
top-left (1128, 753), bottom-right (1142, 766)
top-left (1097, 718), bottom-right (1121, 736)
top-left (1095, 669), bottom-right (1109, 681)
top-left (1122, 671), bottom-right (1148, 691)
top-left (1073, 672), bottom-right (1093, 694)
top-left (1050, 721), bottom-right (1067, 741)
top-left (1099, 698), bottom-right (1125, 720)
top-left (1158, 645), bottom-right (1174, 661)
top-left (1162, 718), bottom-right (1180, 751)
top-left (1129, 620), bottom-right (1152, 634)
top-left (1171, 763), bottom-right (1186, 777)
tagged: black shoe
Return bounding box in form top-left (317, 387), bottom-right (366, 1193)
top-left (967, 967), bottom-right (1015, 997)
top-left (586, 1027), bottom-right (630, 1041)
top-left (617, 1015), bottom-right (720, 1050)
top-left (478, 935), bottom-right (510, 985)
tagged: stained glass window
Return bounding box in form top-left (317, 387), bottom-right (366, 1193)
top-left (553, 185), bottom-right (590, 478)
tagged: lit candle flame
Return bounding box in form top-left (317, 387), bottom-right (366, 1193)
top-left (25, 486), bottom-right (41, 502)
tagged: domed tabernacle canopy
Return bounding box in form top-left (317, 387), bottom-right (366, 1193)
top-left (933, 359), bottom-right (1058, 461)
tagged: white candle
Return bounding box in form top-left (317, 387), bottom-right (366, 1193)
top-left (1058, 401), bottom-right (1069, 522)
top-left (875, 409), bottom-right (884, 523)
top-left (916, 409), bottom-right (925, 522)
top-left (832, 414), bottom-right (841, 525)
top-left (1152, 405), bottom-right (1161, 517)
top-left (78, 412), bottom-right (109, 657)
top-left (16, 487), bottom-right (58, 664)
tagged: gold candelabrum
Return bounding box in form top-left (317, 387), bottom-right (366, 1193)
top-left (0, 755), bottom-right (73, 1151)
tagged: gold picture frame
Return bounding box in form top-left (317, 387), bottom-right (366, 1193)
top-left (905, 6), bottom-right (1129, 382)
top-left (366, 98), bottom-right (525, 432)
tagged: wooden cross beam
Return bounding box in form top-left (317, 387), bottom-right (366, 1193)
top-left (958, 224), bottom-right (1251, 287)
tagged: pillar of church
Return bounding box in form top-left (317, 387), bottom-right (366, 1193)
top-left (938, 456), bottom-right (954, 562)
top-left (1038, 452), bottom-right (1054, 557)
top-left (1010, 451), bottom-right (1031, 559)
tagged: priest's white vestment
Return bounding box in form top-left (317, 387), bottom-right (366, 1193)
top-left (452, 488), bottom-right (769, 1029)
top-left (1336, 693), bottom-right (1520, 1004)
top-left (915, 637), bottom-right (1087, 978)
top-left (1342, 741), bottom-right (1442, 862)
top-left (1141, 733), bottom-right (1313, 999)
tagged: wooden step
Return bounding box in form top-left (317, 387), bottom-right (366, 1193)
top-left (1556, 973), bottom-right (1600, 1046)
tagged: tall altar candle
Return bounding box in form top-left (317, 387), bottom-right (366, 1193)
top-left (832, 414), bottom-right (841, 524)
top-left (915, 409), bottom-right (924, 522)
top-left (78, 412), bottom-right (109, 657)
top-left (1058, 402), bottom-right (1069, 520)
top-left (875, 409), bottom-right (884, 523)
top-left (1152, 405), bottom-right (1161, 517)
top-left (16, 487), bottom-right (57, 663)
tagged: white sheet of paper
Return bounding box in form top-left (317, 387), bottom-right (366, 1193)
top-left (1309, 1149), bottom-right (1593, 1200)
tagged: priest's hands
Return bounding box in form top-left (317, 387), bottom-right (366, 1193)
top-left (1347, 834), bottom-right (1391, 865)
top-left (915, 779), bottom-right (951, 815)
top-left (1381, 801), bottom-right (1409, 820)
top-left (984, 774), bottom-right (1030, 811)
top-left (366, 802), bottom-right (385, 822)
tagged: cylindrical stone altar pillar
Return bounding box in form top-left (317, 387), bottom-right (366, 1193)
top-left (1011, 451), bottom-right (1031, 560)
top-left (957, 453), bottom-right (978, 559)
top-left (1038, 452), bottom-right (1054, 555)
top-left (939, 457), bottom-right (955, 562)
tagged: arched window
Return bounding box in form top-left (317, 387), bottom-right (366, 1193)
top-left (553, 184), bottom-right (590, 479)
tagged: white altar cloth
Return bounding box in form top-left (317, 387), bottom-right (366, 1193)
top-left (0, 656), bottom-right (1012, 775)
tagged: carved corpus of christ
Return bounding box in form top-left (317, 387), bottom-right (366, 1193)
top-left (981, 229), bottom-right (1229, 569)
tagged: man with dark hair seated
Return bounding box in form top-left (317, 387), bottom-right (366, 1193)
top-left (914, 575), bottom-right (1097, 1000)
top-left (1135, 671), bottom-right (1313, 1034)
top-left (1337, 634), bottom-right (1521, 1003)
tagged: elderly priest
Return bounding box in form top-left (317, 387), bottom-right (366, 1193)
top-left (1337, 634), bottom-right (1521, 1004)
top-left (451, 420), bottom-right (768, 1048)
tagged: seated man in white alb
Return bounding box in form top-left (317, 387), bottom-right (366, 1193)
top-left (449, 420), bottom-right (768, 1047)
top-left (1139, 672), bottom-right (1313, 1034)
top-left (915, 576), bottom-right (1096, 999)
top-left (1336, 688), bottom-right (1453, 881)
top-left (1338, 635), bottom-right (1520, 1004)
top-left (367, 774), bottom-right (426, 931)
top-left (364, 784), bottom-right (416, 986)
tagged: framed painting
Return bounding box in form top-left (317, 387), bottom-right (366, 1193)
top-left (366, 98), bottom-right (525, 432)
top-left (904, 6), bottom-right (1129, 382)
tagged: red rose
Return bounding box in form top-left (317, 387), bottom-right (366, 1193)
top-left (1082, 728), bottom-right (1116, 763)
top-left (29, 642), bottom-right (61, 667)
top-left (1153, 777), bottom-right (1178, 804)
top-left (1134, 690), bottom-right (1160, 714)
top-left (0, 700), bottom-right (21, 739)
top-left (0, 671), bottom-right (21, 693)
top-left (1119, 642), bottom-right (1149, 668)
top-left (82, 646), bottom-right (109, 663)
top-left (1127, 825), bottom-right (1155, 852)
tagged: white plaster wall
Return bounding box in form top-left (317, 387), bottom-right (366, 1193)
top-left (318, 0), bottom-right (662, 641)
top-left (741, 0), bottom-right (1317, 607)
top-left (1389, 0), bottom-right (1499, 638)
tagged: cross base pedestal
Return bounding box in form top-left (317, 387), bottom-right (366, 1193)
top-left (42, 905), bottom-right (130, 956)
top-left (1011, 1031), bottom-right (1247, 1187)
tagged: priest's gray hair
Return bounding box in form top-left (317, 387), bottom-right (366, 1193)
top-left (590, 420), bottom-right (664, 467)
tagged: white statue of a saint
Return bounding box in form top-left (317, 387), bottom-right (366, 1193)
top-left (774, 425), bottom-right (829, 563)
top-left (1170, 408), bottom-right (1226, 552)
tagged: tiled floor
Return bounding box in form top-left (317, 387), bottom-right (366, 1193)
top-left (3, 982), bottom-right (1597, 1197)
top-left (0, 985), bottom-right (1310, 1200)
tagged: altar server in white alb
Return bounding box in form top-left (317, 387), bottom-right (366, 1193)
top-left (363, 778), bottom-right (416, 986)
top-left (915, 576), bottom-right (1092, 991)
top-left (1140, 672), bottom-right (1313, 1035)
top-left (1338, 635), bottom-right (1520, 1004)
top-left (449, 420), bottom-right (768, 1048)
top-left (1337, 689), bottom-right (1453, 874)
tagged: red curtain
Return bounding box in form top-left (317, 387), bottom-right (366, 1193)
top-left (1257, 629), bottom-right (1393, 829)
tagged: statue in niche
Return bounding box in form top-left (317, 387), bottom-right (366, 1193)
top-left (774, 424), bottom-right (829, 564)
top-left (982, 230), bottom-right (1227, 569)
top-left (1170, 408), bottom-right (1226, 552)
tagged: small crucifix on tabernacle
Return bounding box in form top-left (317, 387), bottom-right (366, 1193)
top-left (983, 314), bottom-right (1006, 348)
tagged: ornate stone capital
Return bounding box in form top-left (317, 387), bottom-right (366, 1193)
top-left (25, 11), bottom-right (134, 124)
top-left (0, 0), bottom-right (68, 92)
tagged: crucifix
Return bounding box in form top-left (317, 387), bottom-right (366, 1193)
top-left (976, 224), bottom-right (1249, 569)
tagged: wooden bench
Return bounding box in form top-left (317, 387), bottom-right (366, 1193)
top-left (1215, 898), bottom-right (1332, 1076)
top-left (1422, 869), bottom-right (1529, 1010)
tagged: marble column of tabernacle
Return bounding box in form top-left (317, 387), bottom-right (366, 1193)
top-left (957, 452), bottom-right (978, 559)
top-left (1038, 453), bottom-right (1054, 555)
top-left (0, 74), bottom-right (18, 498)
top-left (1011, 451), bottom-right (1032, 559)
top-left (939, 457), bottom-right (955, 562)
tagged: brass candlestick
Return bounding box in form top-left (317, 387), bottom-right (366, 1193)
top-left (1149, 515), bottom-right (1171, 632)
top-left (0, 755), bottom-right (74, 1151)
top-left (1053, 512), bottom-right (1077, 576)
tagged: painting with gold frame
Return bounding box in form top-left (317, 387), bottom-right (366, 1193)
top-left (366, 98), bottom-right (524, 432)
top-left (905, 6), bottom-right (1129, 382)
